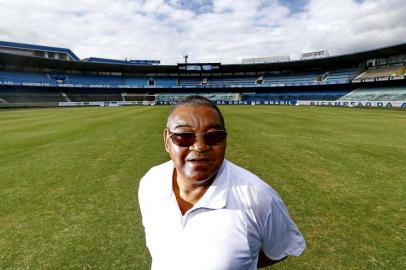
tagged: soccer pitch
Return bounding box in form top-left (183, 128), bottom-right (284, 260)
top-left (1, 106), bottom-right (405, 270)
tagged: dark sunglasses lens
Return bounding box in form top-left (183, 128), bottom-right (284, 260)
top-left (204, 131), bottom-right (227, 145)
top-left (171, 133), bottom-right (196, 147)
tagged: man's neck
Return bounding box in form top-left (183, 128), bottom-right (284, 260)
top-left (172, 170), bottom-right (213, 215)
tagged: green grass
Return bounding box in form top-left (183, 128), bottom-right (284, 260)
top-left (0, 106), bottom-right (405, 270)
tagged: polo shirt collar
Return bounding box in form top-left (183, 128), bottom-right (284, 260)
top-left (191, 160), bottom-right (230, 210)
top-left (164, 160), bottom-right (230, 210)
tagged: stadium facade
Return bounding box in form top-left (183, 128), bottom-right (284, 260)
top-left (0, 41), bottom-right (405, 108)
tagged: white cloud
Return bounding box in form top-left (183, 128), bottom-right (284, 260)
top-left (0, 0), bottom-right (405, 64)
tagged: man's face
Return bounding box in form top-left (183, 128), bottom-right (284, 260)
top-left (164, 105), bottom-right (226, 185)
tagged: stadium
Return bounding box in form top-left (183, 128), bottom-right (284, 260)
top-left (1, 1), bottom-right (406, 269)
top-left (0, 40), bottom-right (406, 108)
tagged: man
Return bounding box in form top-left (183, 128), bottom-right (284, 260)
top-left (138, 95), bottom-right (305, 270)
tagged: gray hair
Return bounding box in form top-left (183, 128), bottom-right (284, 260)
top-left (167, 95), bottom-right (225, 128)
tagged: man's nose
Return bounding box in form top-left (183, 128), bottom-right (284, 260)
top-left (190, 134), bottom-right (209, 152)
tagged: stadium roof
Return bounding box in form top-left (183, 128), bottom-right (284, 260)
top-left (223, 42), bottom-right (406, 72)
top-left (84, 57), bottom-right (160, 65)
top-left (0, 41), bottom-right (80, 61)
top-left (0, 51), bottom-right (174, 73)
top-left (1, 42), bottom-right (405, 74)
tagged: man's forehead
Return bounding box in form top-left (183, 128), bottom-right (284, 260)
top-left (167, 105), bottom-right (223, 128)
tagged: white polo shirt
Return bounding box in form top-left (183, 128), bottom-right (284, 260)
top-left (138, 160), bottom-right (305, 270)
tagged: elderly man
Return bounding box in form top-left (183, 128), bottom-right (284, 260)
top-left (138, 95), bottom-right (305, 270)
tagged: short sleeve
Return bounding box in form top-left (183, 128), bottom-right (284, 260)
top-left (261, 196), bottom-right (306, 260)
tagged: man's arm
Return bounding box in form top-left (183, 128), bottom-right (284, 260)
top-left (257, 250), bottom-right (287, 268)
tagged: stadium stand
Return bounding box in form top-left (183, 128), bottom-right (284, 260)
top-left (263, 71), bottom-right (321, 86)
top-left (323, 68), bottom-right (359, 83)
top-left (0, 71), bottom-right (174, 88)
top-left (337, 86), bottom-right (406, 101)
top-left (206, 76), bottom-right (257, 86)
top-left (124, 93), bottom-right (154, 101)
top-left (65, 74), bottom-right (124, 86)
top-left (0, 87), bottom-right (64, 103)
top-left (123, 77), bottom-right (150, 87)
top-left (0, 40), bottom-right (405, 107)
top-left (177, 70), bottom-right (359, 88)
top-left (153, 77), bottom-right (178, 87)
top-left (0, 71), bottom-right (55, 85)
top-left (354, 66), bottom-right (406, 81)
top-left (156, 93), bottom-right (241, 102)
top-left (178, 77), bottom-right (203, 86)
top-left (64, 88), bottom-right (123, 102)
top-left (241, 90), bottom-right (351, 101)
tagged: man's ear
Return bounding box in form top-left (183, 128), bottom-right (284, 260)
top-left (163, 129), bottom-right (170, 153)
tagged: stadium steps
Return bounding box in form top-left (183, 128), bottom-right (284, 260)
top-left (60, 91), bottom-right (71, 102)
top-left (353, 71), bottom-right (366, 81)
top-left (319, 72), bottom-right (329, 81)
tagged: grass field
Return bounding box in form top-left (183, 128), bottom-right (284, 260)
top-left (0, 105), bottom-right (405, 270)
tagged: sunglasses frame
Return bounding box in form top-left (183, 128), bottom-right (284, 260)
top-left (167, 129), bottom-right (227, 147)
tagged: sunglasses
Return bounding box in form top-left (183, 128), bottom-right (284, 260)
top-left (167, 129), bottom-right (227, 147)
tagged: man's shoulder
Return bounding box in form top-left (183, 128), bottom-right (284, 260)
top-left (225, 160), bottom-right (282, 206)
top-left (226, 160), bottom-right (273, 190)
top-left (142, 160), bottom-right (173, 179)
top-left (139, 160), bottom-right (173, 195)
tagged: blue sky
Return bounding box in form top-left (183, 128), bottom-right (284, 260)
top-left (0, 0), bottom-right (405, 64)
top-left (170, 0), bottom-right (307, 14)
top-left (278, 0), bottom-right (308, 13)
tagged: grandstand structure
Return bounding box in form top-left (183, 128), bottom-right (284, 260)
top-left (0, 41), bottom-right (406, 108)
